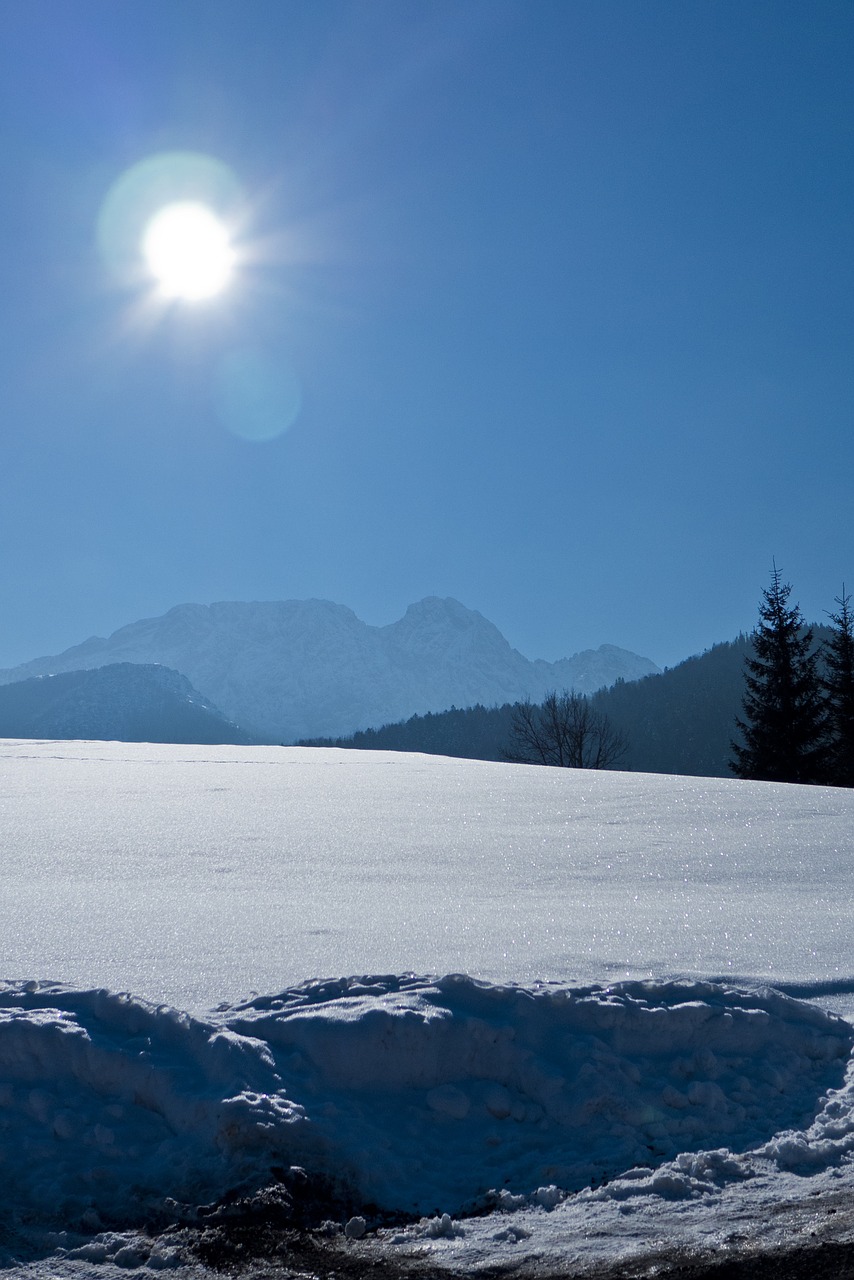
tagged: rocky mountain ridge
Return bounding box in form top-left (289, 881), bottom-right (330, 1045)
top-left (0, 597), bottom-right (659, 743)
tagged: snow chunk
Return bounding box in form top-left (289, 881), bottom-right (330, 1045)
top-left (421, 1212), bottom-right (462, 1239)
top-left (533, 1184), bottom-right (565, 1209)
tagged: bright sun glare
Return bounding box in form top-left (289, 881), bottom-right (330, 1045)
top-left (142, 201), bottom-right (234, 300)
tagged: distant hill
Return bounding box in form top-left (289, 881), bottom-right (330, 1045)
top-left (0, 663), bottom-right (255, 744)
top-left (303, 629), bottom-right (833, 778)
top-left (0, 597), bottom-right (659, 743)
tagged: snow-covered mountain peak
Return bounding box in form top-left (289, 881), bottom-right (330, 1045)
top-left (386, 597), bottom-right (514, 659)
top-left (397, 596), bottom-right (486, 628)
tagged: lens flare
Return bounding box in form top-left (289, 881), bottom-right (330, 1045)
top-left (214, 348), bottom-right (302, 442)
top-left (143, 202), bottom-right (234, 300)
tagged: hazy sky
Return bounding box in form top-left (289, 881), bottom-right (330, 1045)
top-left (1, 0), bottom-right (852, 671)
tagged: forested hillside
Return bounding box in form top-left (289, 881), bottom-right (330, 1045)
top-left (304, 630), bottom-right (832, 778)
top-left (304, 702), bottom-right (517, 761)
top-left (0, 663), bottom-right (256, 744)
top-left (590, 635), bottom-right (753, 776)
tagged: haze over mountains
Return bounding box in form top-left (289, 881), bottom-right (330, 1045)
top-left (0, 597), bottom-right (658, 743)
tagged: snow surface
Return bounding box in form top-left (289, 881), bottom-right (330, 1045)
top-left (2, 739), bottom-right (854, 1274)
top-left (2, 740), bottom-right (852, 1012)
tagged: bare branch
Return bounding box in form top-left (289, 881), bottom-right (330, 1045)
top-left (506, 690), bottom-right (628, 770)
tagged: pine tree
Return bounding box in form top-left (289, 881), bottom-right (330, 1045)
top-left (823, 588), bottom-right (854, 787)
top-left (730, 566), bottom-right (828, 783)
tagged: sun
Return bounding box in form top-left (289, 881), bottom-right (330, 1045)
top-left (142, 201), bottom-right (234, 300)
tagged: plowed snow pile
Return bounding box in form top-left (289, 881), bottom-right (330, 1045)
top-left (1, 974), bottom-right (852, 1226)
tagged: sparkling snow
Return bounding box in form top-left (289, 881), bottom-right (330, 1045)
top-left (2, 739), bottom-right (854, 1275)
top-left (2, 741), bottom-right (853, 1012)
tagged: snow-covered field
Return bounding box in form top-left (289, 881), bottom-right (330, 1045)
top-left (2, 739), bottom-right (854, 1276)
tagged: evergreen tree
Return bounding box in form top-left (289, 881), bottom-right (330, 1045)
top-left (730, 566), bottom-right (827, 783)
top-left (823, 588), bottom-right (854, 787)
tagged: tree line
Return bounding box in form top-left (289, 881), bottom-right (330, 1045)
top-left (505, 566), bottom-right (854, 786)
top-left (302, 570), bottom-right (852, 788)
top-left (730, 565), bottom-right (853, 787)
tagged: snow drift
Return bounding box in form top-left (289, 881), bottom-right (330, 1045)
top-left (2, 974), bottom-right (851, 1228)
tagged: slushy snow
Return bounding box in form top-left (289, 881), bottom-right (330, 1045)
top-left (1, 740), bottom-right (854, 1273)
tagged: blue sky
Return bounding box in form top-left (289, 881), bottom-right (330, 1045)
top-left (0, 0), bottom-right (852, 671)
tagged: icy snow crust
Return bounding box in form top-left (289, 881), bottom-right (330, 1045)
top-left (1, 974), bottom-right (852, 1227)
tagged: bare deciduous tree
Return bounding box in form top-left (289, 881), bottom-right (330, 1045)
top-left (506, 690), bottom-right (628, 769)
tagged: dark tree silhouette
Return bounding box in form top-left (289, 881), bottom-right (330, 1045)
top-left (730, 565), bottom-right (827, 784)
top-left (507, 690), bottom-right (627, 769)
top-left (823, 588), bottom-right (854, 788)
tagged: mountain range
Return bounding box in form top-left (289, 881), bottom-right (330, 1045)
top-left (0, 597), bottom-right (659, 743)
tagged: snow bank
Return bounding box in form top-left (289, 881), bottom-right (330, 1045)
top-left (1, 974), bottom-right (850, 1227)
top-left (0, 982), bottom-right (307, 1224)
